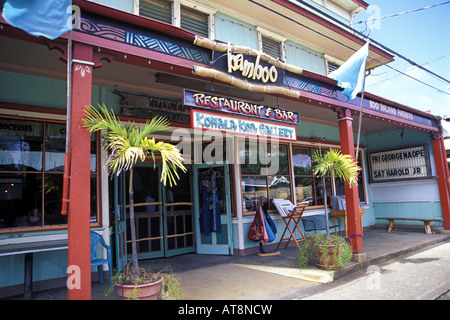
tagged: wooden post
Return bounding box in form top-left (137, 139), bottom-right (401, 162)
top-left (67, 42), bottom-right (93, 300)
top-left (432, 134), bottom-right (450, 229)
top-left (337, 108), bottom-right (363, 253)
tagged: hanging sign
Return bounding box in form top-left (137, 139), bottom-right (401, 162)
top-left (191, 110), bottom-right (297, 141)
top-left (183, 89), bottom-right (299, 125)
top-left (368, 144), bottom-right (431, 182)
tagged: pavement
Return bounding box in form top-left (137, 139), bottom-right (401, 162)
top-left (4, 227), bottom-right (450, 300)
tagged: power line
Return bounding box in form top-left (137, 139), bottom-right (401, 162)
top-left (369, 53), bottom-right (450, 88)
top-left (247, 0), bottom-right (450, 96)
top-left (354, 1), bottom-right (450, 24)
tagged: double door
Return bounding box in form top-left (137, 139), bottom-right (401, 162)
top-left (114, 163), bottom-right (232, 271)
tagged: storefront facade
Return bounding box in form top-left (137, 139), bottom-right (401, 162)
top-left (0, 0), bottom-right (449, 298)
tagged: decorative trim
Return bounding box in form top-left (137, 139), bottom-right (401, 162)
top-left (78, 15), bottom-right (210, 65)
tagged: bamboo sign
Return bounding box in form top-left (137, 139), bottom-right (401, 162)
top-left (193, 36), bottom-right (302, 99)
top-left (227, 50), bottom-right (279, 84)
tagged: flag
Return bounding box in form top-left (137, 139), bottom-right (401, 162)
top-left (329, 41), bottom-right (369, 101)
top-left (2, 0), bottom-right (72, 40)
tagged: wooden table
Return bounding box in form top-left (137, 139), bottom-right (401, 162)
top-left (330, 208), bottom-right (365, 238)
top-left (0, 240), bottom-right (68, 299)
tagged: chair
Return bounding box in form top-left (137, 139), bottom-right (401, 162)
top-left (302, 214), bottom-right (340, 234)
top-left (90, 231), bottom-right (113, 285)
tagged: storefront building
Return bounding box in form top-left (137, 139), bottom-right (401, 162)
top-left (0, 0), bottom-right (449, 298)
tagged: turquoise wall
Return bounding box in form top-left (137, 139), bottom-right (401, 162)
top-left (285, 40), bottom-right (326, 75)
top-left (366, 128), bottom-right (443, 226)
top-left (215, 12), bottom-right (259, 49)
top-left (0, 70), bottom-right (122, 113)
top-left (214, 12), bottom-right (327, 75)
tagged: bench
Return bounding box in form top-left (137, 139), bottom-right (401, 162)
top-left (0, 239), bottom-right (68, 299)
top-left (376, 217), bottom-right (443, 234)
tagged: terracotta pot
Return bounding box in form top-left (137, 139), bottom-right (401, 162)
top-left (115, 277), bottom-right (163, 300)
top-left (315, 244), bottom-right (344, 271)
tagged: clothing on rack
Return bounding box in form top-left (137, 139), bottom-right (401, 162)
top-left (200, 171), bottom-right (222, 235)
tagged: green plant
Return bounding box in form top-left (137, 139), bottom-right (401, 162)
top-left (312, 149), bottom-right (361, 237)
top-left (112, 263), bottom-right (162, 286)
top-left (161, 268), bottom-right (184, 300)
top-left (297, 233), bottom-right (352, 270)
top-left (297, 236), bottom-right (316, 268)
top-left (82, 104), bottom-right (186, 274)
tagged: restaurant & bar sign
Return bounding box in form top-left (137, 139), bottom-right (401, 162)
top-left (191, 110), bottom-right (297, 141)
top-left (183, 89), bottom-right (300, 125)
top-left (368, 145), bottom-right (431, 182)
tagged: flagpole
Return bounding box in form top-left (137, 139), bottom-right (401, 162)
top-left (355, 40), bottom-right (369, 163)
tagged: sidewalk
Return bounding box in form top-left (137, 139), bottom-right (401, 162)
top-left (7, 228), bottom-right (450, 300)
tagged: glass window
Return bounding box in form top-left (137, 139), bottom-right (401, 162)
top-left (181, 5), bottom-right (209, 38)
top-left (238, 141), bottom-right (367, 213)
top-left (334, 150), bottom-right (366, 203)
top-left (293, 146), bottom-right (332, 207)
top-left (240, 140), bottom-right (291, 213)
top-left (0, 118), bottom-right (99, 231)
top-left (139, 0), bottom-right (172, 24)
top-left (0, 119), bottom-right (43, 171)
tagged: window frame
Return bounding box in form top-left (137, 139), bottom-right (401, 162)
top-left (237, 138), bottom-right (367, 216)
top-left (0, 115), bottom-right (101, 234)
top-left (256, 26), bottom-right (286, 61)
top-left (137, 0), bottom-right (216, 39)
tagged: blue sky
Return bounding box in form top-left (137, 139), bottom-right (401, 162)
top-left (353, 0), bottom-right (450, 118)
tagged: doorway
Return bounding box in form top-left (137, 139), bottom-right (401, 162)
top-left (113, 162), bottom-right (233, 271)
top-left (193, 164), bottom-right (233, 255)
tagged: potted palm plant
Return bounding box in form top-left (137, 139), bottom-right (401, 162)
top-left (308, 148), bottom-right (360, 270)
top-left (82, 104), bottom-right (186, 299)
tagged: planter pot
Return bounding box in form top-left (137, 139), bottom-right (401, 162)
top-left (115, 277), bottom-right (163, 300)
top-left (315, 244), bottom-right (344, 271)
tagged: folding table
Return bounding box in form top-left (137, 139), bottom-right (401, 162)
top-left (273, 199), bottom-right (307, 250)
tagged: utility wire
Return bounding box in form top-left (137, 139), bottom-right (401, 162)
top-left (369, 53), bottom-right (450, 88)
top-left (248, 0), bottom-right (450, 95)
top-left (354, 1), bottom-right (450, 24)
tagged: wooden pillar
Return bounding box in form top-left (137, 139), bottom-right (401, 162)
top-left (337, 108), bottom-right (363, 253)
top-left (67, 42), bottom-right (93, 300)
top-left (439, 135), bottom-right (450, 198)
top-left (432, 134), bottom-right (450, 229)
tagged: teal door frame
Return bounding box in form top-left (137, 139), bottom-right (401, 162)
top-left (115, 163), bottom-right (195, 263)
top-left (193, 163), bottom-right (233, 255)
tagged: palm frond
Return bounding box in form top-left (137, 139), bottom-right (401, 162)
top-left (312, 149), bottom-right (361, 187)
top-left (82, 104), bottom-right (185, 183)
top-left (142, 137), bottom-right (186, 187)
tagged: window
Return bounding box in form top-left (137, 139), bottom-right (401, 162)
top-left (292, 146), bottom-right (332, 207)
top-left (334, 150), bottom-right (366, 203)
top-left (238, 140), bottom-right (366, 214)
top-left (240, 140), bottom-right (290, 213)
top-left (139, 0), bottom-right (172, 24)
top-left (138, 0), bottom-right (215, 39)
top-left (262, 36), bottom-right (282, 60)
top-left (180, 5), bottom-right (209, 38)
top-left (0, 118), bottom-right (99, 232)
top-left (324, 54), bottom-right (344, 76)
top-left (327, 61), bottom-right (340, 75)
top-left (257, 27), bottom-right (286, 61)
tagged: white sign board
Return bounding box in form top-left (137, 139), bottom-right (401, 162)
top-left (368, 145), bottom-right (431, 182)
top-left (191, 109), bottom-right (297, 141)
